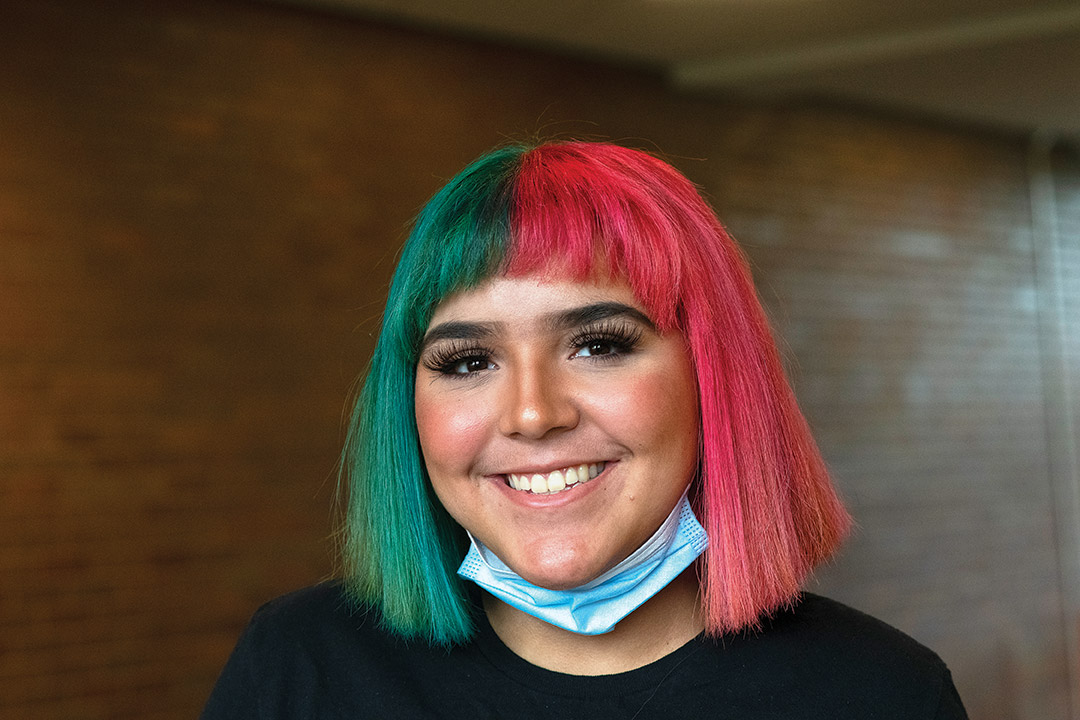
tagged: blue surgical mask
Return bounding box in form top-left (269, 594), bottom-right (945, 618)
top-left (457, 492), bottom-right (708, 635)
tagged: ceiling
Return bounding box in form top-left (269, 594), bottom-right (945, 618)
top-left (274, 0), bottom-right (1080, 144)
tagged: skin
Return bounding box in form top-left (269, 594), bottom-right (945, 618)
top-left (414, 273), bottom-right (704, 673)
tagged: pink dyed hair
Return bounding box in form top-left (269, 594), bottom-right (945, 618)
top-left (505, 142), bottom-right (851, 633)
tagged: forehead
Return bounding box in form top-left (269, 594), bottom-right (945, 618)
top-left (427, 274), bottom-right (645, 326)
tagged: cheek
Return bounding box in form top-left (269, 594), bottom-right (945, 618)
top-left (593, 370), bottom-right (699, 453)
top-left (414, 388), bottom-right (491, 477)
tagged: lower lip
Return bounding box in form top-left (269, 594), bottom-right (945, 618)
top-left (490, 463), bottom-right (614, 508)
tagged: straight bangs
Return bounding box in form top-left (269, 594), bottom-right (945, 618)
top-left (507, 143), bottom-right (701, 330)
top-left (508, 142), bottom-right (850, 635)
top-left (339, 145), bottom-right (525, 645)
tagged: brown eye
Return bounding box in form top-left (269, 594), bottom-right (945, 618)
top-left (422, 342), bottom-right (497, 378)
top-left (570, 322), bottom-right (643, 361)
top-left (577, 340), bottom-right (616, 358)
top-left (452, 357), bottom-right (494, 374)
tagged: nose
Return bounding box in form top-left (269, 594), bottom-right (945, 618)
top-left (497, 360), bottom-right (579, 440)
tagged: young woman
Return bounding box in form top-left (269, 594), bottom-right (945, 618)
top-left (202, 141), bottom-right (968, 718)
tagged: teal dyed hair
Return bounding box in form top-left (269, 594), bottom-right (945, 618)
top-left (339, 145), bottom-right (526, 644)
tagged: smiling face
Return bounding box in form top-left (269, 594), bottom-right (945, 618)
top-left (414, 274), bottom-right (700, 591)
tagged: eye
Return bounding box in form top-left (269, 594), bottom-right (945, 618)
top-left (574, 339), bottom-right (619, 358)
top-left (422, 343), bottom-right (497, 377)
top-left (447, 356), bottom-right (495, 375)
top-left (569, 321), bottom-right (644, 361)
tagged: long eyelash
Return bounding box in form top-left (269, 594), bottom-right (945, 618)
top-left (421, 341), bottom-right (495, 375)
top-left (568, 320), bottom-right (645, 356)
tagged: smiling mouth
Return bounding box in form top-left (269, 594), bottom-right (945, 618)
top-left (505, 462), bottom-right (607, 495)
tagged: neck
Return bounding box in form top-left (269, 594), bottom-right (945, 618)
top-left (483, 567), bottom-right (704, 676)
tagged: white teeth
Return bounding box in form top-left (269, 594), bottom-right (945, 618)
top-left (529, 474), bottom-right (548, 494)
top-left (507, 462), bottom-right (606, 494)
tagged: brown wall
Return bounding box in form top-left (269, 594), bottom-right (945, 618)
top-left (1, 1), bottom-right (1076, 718)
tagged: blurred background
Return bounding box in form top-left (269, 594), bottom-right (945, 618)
top-left (1, 0), bottom-right (1078, 718)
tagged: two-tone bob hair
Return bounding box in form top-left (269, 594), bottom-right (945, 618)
top-left (339, 141), bottom-right (850, 645)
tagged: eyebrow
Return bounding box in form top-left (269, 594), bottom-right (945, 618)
top-left (547, 302), bottom-right (655, 333)
top-left (419, 301), bottom-right (654, 351)
top-left (419, 320), bottom-right (500, 349)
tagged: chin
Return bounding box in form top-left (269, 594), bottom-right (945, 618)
top-left (513, 550), bottom-right (610, 591)
top-left (521, 573), bottom-right (587, 592)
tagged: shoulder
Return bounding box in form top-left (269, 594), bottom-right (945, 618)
top-left (691, 593), bottom-right (966, 718)
top-left (203, 582), bottom-right (434, 719)
top-left (246, 581), bottom-right (360, 629)
top-left (237, 581), bottom-right (389, 661)
top-left (776, 593), bottom-right (946, 667)
top-left (218, 580), bottom-right (406, 691)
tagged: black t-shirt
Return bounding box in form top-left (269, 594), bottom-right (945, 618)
top-left (201, 582), bottom-right (967, 719)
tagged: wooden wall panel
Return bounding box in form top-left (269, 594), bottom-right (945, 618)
top-left (0, 1), bottom-right (1076, 718)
